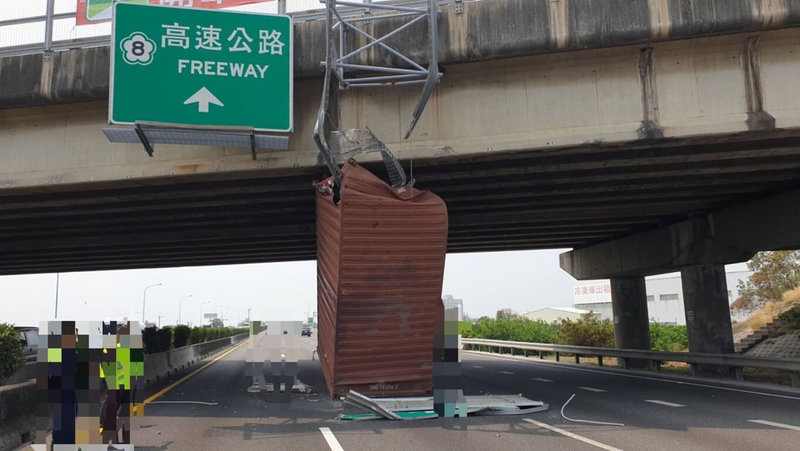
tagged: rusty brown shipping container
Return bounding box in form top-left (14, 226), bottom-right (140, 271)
top-left (314, 161), bottom-right (448, 398)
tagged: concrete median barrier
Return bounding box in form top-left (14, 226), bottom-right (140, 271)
top-left (0, 380), bottom-right (35, 451)
top-left (143, 333), bottom-right (247, 384)
top-left (5, 362), bottom-right (37, 386)
top-left (143, 352), bottom-right (170, 385)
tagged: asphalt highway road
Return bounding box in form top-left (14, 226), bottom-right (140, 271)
top-left (128, 336), bottom-right (800, 451)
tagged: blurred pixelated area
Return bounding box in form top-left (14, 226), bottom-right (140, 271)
top-left (245, 321), bottom-right (305, 403)
top-left (433, 306), bottom-right (466, 418)
top-left (34, 321), bottom-right (142, 450)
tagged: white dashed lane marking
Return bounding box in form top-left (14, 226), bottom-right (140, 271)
top-left (523, 419), bottom-right (623, 451)
top-left (578, 386), bottom-right (607, 393)
top-left (748, 419), bottom-right (800, 431)
top-left (498, 370), bottom-right (515, 375)
top-left (320, 427), bottom-right (344, 451)
top-left (645, 399), bottom-right (685, 407)
top-left (533, 377), bottom-right (553, 382)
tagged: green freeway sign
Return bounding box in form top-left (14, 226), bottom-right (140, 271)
top-left (110, 2), bottom-right (292, 132)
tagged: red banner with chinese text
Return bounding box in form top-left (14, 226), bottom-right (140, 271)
top-left (76, 0), bottom-right (270, 26)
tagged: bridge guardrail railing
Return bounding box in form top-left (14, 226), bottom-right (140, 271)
top-left (0, 0), bottom-right (454, 59)
top-left (461, 337), bottom-right (800, 388)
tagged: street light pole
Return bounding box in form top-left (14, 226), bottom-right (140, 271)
top-left (54, 273), bottom-right (60, 319)
top-left (142, 283), bottom-right (162, 325)
top-left (178, 294), bottom-right (192, 325)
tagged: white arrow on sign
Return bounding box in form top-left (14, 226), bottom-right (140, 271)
top-left (183, 87), bottom-right (224, 113)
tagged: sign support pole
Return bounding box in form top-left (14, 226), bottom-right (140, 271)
top-left (134, 123), bottom-right (155, 157)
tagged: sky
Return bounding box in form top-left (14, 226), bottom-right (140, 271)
top-left (0, 249), bottom-right (580, 327)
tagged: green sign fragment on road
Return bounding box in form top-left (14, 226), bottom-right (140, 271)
top-left (110, 2), bottom-right (292, 132)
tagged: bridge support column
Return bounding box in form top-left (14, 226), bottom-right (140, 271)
top-left (610, 276), bottom-right (650, 369)
top-left (680, 264), bottom-right (735, 376)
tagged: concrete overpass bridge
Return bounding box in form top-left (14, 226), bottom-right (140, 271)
top-left (2, 0), bottom-right (800, 356)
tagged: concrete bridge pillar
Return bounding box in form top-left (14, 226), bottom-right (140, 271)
top-left (610, 276), bottom-right (650, 368)
top-left (680, 264), bottom-right (735, 375)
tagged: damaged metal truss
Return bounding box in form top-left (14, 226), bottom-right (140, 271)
top-left (329, 128), bottom-right (409, 188)
top-left (314, 0), bottom-right (443, 192)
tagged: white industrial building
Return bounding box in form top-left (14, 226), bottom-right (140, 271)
top-left (573, 270), bottom-right (751, 325)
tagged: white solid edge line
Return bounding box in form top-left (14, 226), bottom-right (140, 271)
top-left (465, 351), bottom-right (800, 401)
top-left (320, 427), bottom-right (345, 451)
top-left (578, 386), bottom-right (607, 392)
top-left (523, 418), bottom-right (624, 451)
top-left (644, 399), bottom-right (685, 407)
top-left (748, 419), bottom-right (800, 431)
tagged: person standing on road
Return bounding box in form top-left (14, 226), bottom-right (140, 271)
top-left (100, 322), bottom-right (141, 445)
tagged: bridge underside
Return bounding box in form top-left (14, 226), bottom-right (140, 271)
top-left (2, 128), bottom-right (799, 275)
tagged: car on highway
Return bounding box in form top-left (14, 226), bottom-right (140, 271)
top-left (15, 326), bottom-right (38, 363)
top-left (301, 328), bottom-right (312, 337)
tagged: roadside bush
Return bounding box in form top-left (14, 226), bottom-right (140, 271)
top-left (0, 323), bottom-right (24, 384)
top-left (737, 287), bottom-right (800, 335)
top-left (470, 317), bottom-right (559, 343)
top-left (173, 325), bottom-right (191, 348)
top-left (143, 325), bottom-right (246, 353)
top-left (649, 323), bottom-right (688, 352)
top-left (188, 327), bottom-right (206, 345)
top-left (457, 321), bottom-right (473, 337)
top-left (556, 313), bottom-right (615, 348)
top-left (142, 326), bottom-right (159, 354)
top-left (156, 326), bottom-right (173, 352)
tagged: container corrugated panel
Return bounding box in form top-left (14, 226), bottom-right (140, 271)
top-left (315, 161), bottom-right (448, 398)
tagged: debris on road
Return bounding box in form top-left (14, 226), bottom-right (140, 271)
top-left (247, 379), bottom-right (311, 394)
top-left (338, 411), bottom-right (439, 421)
top-left (560, 393), bottom-right (624, 426)
top-left (343, 390), bottom-right (401, 420)
top-left (338, 390), bottom-right (548, 420)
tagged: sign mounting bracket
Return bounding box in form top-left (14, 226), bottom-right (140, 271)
top-left (103, 122), bottom-right (289, 158)
top-left (134, 122), bottom-right (155, 157)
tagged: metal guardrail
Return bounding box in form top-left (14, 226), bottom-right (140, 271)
top-left (0, 0), bottom-right (455, 59)
top-left (461, 338), bottom-right (800, 388)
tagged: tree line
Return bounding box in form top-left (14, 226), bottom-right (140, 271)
top-left (141, 325), bottom-right (248, 354)
top-left (461, 313), bottom-right (689, 352)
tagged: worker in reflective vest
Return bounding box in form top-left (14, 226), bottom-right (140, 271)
top-left (100, 324), bottom-right (137, 444)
